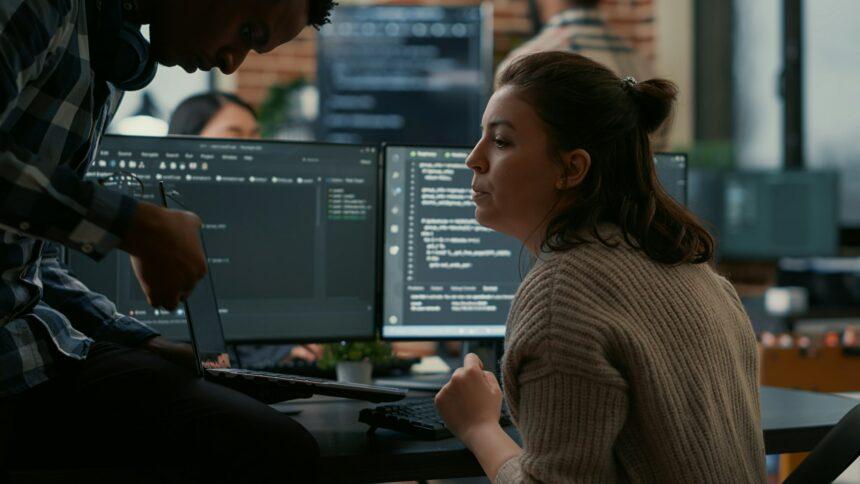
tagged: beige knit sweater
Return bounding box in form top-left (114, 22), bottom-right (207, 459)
top-left (497, 226), bottom-right (765, 483)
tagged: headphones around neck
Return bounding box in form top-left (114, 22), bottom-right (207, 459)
top-left (89, 0), bottom-right (157, 91)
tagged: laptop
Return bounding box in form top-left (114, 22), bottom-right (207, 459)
top-left (158, 182), bottom-right (407, 404)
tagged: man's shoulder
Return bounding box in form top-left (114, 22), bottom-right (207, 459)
top-left (0, 0), bottom-right (79, 47)
top-left (1, 0), bottom-right (76, 22)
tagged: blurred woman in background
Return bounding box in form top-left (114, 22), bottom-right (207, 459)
top-left (169, 91), bottom-right (261, 139)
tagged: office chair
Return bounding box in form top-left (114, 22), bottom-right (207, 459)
top-left (784, 403), bottom-right (860, 483)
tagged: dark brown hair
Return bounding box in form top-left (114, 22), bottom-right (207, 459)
top-left (566, 0), bottom-right (601, 7)
top-left (168, 92), bottom-right (257, 136)
top-left (497, 51), bottom-right (714, 265)
top-left (308, 1), bottom-right (337, 30)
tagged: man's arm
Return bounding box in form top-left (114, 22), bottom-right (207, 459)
top-left (39, 243), bottom-right (158, 346)
top-left (1, 2), bottom-right (207, 309)
top-left (0, 128), bottom-right (209, 309)
top-left (0, 136), bottom-right (138, 259)
top-left (1, 1), bottom-right (136, 259)
top-left (40, 243), bottom-right (197, 369)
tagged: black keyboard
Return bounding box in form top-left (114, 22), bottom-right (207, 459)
top-left (359, 397), bottom-right (512, 440)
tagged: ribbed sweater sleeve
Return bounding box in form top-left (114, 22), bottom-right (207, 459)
top-left (498, 252), bottom-right (630, 483)
top-left (497, 373), bottom-right (628, 483)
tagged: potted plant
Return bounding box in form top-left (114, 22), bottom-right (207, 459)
top-left (318, 340), bottom-right (394, 384)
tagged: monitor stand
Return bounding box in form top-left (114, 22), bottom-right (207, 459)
top-left (374, 340), bottom-right (505, 393)
top-left (462, 340), bottom-right (505, 376)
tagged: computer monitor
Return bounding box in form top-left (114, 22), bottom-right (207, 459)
top-left (654, 152), bottom-right (687, 205)
top-left (381, 146), bottom-right (689, 340)
top-left (316, 4), bottom-right (492, 146)
top-left (720, 170), bottom-right (840, 259)
top-left (69, 135), bottom-right (379, 342)
top-left (688, 167), bottom-right (726, 239)
top-left (839, 169), bottom-right (860, 228)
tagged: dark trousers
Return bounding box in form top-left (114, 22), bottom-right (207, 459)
top-left (0, 342), bottom-right (318, 483)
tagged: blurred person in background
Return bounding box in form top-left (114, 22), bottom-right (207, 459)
top-left (169, 91), bottom-right (262, 139)
top-left (500, 0), bottom-right (669, 148)
top-left (500, 0), bottom-right (652, 81)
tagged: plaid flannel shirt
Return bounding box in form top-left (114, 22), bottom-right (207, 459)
top-left (1, 0), bottom-right (158, 398)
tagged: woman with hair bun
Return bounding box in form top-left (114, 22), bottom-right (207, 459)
top-left (434, 51), bottom-right (765, 483)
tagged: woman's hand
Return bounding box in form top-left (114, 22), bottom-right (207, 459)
top-left (436, 353), bottom-right (522, 481)
top-left (435, 353), bottom-right (503, 446)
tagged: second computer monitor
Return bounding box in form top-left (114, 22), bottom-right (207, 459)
top-left (383, 145), bottom-right (520, 339)
top-left (382, 147), bottom-right (688, 340)
top-left (655, 152), bottom-right (688, 206)
top-left (69, 135), bottom-right (379, 342)
top-left (720, 170), bottom-right (839, 258)
top-left (316, 5), bottom-right (492, 146)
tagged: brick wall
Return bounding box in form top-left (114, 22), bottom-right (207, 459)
top-left (235, 0), bottom-right (655, 107)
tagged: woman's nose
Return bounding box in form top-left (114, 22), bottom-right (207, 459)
top-left (465, 147), bottom-right (488, 174)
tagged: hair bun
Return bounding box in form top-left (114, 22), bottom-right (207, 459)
top-left (628, 78), bottom-right (678, 134)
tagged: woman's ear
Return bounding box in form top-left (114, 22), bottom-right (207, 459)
top-left (556, 149), bottom-right (591, 190)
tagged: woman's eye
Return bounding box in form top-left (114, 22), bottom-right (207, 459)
top-left (494, 137), bottom-right (509, 148)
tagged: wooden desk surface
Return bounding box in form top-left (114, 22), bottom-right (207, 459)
top-left (277, 386), bottom-right (858, 483)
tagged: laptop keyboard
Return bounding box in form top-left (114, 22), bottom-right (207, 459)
top-left (254, 357), bottom-right (419, 380)
top-left (219, 368), bottom-right (328, 384)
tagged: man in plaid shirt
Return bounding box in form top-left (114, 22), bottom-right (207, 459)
top-left (0, 0), bottom-right (334, 480)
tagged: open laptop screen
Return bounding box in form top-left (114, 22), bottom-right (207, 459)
top-left (160, 184), bottom-right (231, 372)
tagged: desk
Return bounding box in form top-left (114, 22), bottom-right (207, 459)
top-left (277, 386), bottom-right (859, 483)
top-left (760, 386), bottom-right (859, 454)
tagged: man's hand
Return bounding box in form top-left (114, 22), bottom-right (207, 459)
top-left (142, 336), bottom-right (196, 371)
top-left (434, 353), bottom-right (504, 446)
top-left (120, 202), bottom-right (206, 310)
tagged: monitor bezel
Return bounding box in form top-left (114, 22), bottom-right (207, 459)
top-left (653, 151), bottom-right (689, 206)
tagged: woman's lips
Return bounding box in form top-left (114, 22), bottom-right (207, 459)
top-left (471, 190), bottom-right (490, 202)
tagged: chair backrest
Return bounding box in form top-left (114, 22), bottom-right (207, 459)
top-left (784, 403), bottom-right (860, 484)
